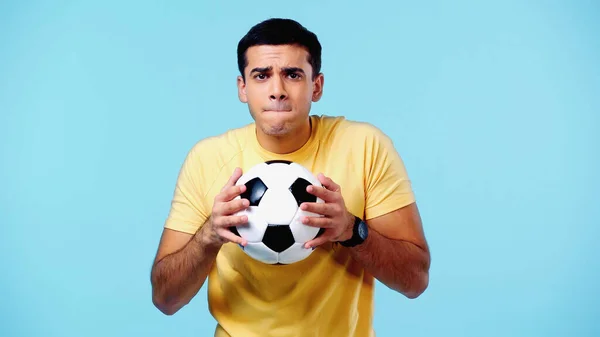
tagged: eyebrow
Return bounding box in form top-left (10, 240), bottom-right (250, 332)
top-left (249, 66), bottom-right (306, 75)
top-left (281, 67), bottom-right (305, 75)
top-left (250, 66), bottom-right (272, 75)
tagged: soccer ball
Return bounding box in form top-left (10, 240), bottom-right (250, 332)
top-left (230, 160), bottom-right (325, 264)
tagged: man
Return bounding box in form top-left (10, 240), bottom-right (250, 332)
top-left (150, 18), bottom-right (431, 337)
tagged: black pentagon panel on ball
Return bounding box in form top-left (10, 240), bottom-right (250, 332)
top-left (240, 177), bottom-right (268, 206)
top-left (262, 225), bottom-right (295, 253)
top-left (289, 178), bottom-right (317, 206)
top-left (229, 226), bottom-right (241, 237)
top-left (265, 160), bottom-right (292, 165)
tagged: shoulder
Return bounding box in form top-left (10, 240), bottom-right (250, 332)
top-left (188, 122), bottom-right (252, 158)
top-left (315, 114), bottom-right (392, 145)
top-left (180, 122), bottom-right (253, 175)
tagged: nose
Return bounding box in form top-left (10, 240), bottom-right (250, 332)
top-left (269, 76), bottom-right (287, 101)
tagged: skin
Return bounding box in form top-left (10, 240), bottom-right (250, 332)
top-left (301, 173), bottom-right (430, 298)
top-left (150, 44), bottom-right (430, 316)
top-left (237, 44), bottom-right (324, 154)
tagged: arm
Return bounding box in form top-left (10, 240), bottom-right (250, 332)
top-left (151, 167), bottom-right (249, 315)
top-left (150, 224), bottom-right (219, 315)
top-left (347, 202), bottom-right (430, 298)
top-left (301, 124), bottom-right (430, 298)
top-left (301, 178), bottom-right (430, 299)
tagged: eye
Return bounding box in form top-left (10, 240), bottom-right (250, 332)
top-left (288, 73), bottom-right (302, 80)
top-left (255, 74), bottom-right (267, 80)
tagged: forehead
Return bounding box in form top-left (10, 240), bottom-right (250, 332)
top-left (245, 44), bottom-right (311, 70)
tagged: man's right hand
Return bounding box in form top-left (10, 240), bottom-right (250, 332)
top-left (201, 167), bottom-right (250, 248)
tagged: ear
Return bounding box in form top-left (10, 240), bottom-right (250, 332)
top-left (311, 73), bottom-right (324, 102)
top-left (237, 76), bottom-right (248, 103)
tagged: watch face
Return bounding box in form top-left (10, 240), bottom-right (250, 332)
top-left (358, 221), bottom-right (368, 239)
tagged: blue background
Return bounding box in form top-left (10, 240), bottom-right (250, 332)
top-left (1, 1), bottom-right (598, 336)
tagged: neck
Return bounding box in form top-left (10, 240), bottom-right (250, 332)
top-left (257, 118), bottom-right (312, 154)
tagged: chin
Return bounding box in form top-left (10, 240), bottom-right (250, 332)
top-left (265, 126), bottom-right (290, 136)
top-left (260, 123), bottom-right (291, 136)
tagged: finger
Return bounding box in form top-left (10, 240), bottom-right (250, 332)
top-left (317, 173), bottom-right (341, 192)
top-left (301, 215), bottom-right (334, 228)
top-left (306, 184), bottom-right (336, 202)
top-left (304, 233), bottom-right (332, 249)
top-left (216, 184), bottom-right (247, 202)
top-left (219, 198), bottom-right (250, 216)
top-left (300, 202), bottom-right (336, 217)
top-left (218, 228), bottom-right (248, 246)
top-left (214, 214), bottom-right (249, 228)
top-left (221, 167), bottom-right (243, 192)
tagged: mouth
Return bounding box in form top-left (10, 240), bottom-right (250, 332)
top-left (264, 109), bottom-right (292, 113)
top-left (264, 104), bottom-right (292, 113)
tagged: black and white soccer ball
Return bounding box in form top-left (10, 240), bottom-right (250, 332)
top-left (231, 160), bottom-right (325, 264)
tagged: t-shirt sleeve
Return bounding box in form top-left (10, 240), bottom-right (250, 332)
top-left (362, 124), bottom-right (416, 220)
top-left (164, 143), bottom-right (211, 235)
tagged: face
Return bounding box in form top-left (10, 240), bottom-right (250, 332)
top-left (237, 44), bottom-right (324, 137)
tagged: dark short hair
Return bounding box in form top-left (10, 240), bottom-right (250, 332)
top-left (237, 18), bottom-right (322, 81)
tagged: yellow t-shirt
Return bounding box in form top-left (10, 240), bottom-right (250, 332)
top-left (164, 114), bottom-right (415, 337)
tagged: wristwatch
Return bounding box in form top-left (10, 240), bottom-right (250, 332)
top-left (339, 216), bottom-right (369, 247)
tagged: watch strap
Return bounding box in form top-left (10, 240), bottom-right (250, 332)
top-left (339, 216), bottom-right (367, 247)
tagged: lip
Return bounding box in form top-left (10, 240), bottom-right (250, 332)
top-left (264, 109), bottom-right (292, 113)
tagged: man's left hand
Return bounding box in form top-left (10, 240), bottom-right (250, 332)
top-left (300, 173), bottom-right (355, 249)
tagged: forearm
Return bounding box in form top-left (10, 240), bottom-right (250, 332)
top-left (348, 227), bottom-right (430, 298)
top-left (151, 224), bottom-right (220, 315)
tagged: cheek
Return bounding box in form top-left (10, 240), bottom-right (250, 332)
top-left (245, 87), bottom-right (263, 107)
top-left (244, 86), bottom-right (257, 100)
top-left (302, 83), bottom-right (316, 101)
top-left (298, 87), bottom-right (314, 107)
top-left (287, 85), bottom-right (311, 103)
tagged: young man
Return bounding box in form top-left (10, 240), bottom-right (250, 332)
top-left (150, 18), bottom-right (431, 337)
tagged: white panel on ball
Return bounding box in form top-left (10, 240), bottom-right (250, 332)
top-left (258, 163), bottom-right (298, 190)
top-left (258, 187), bottom-right (298, 225)
top-left (236, 162), bottom-right (268, 186)
top-left (235, 206), bottom-right (268, 243)
top-left (289, 208), bottom-right (321, 243)
top-left (289, 162), bottom-right (321, 187)
top-left (243, 242), bottom-right (279, 265)
top-left (278, 242), bottom-right (314, 264)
